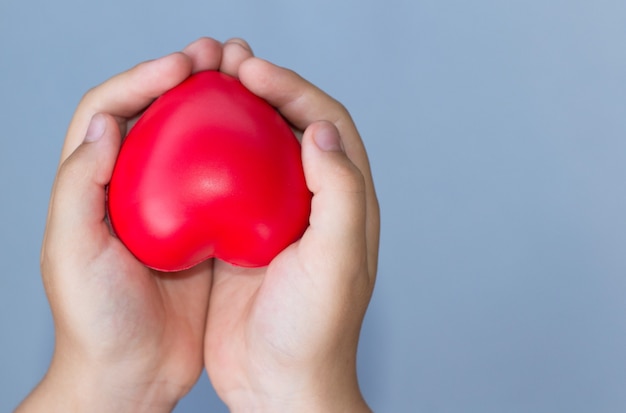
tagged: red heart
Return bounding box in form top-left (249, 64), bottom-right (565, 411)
top-left (107, 71), bottom-right (312, 271)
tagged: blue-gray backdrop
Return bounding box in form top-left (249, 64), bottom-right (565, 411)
top-left (2, 1), bottom-right (626, 412)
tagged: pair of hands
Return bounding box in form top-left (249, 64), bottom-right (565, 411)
top-left (18, 37), bottom-right (379, 413)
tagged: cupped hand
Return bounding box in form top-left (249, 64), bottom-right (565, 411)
top-left (18, 37), bottom-right (380, 413)
top-left (204, 40), bottom-right (380, 412)
top-left (19, 38), bottom-right (225, 413)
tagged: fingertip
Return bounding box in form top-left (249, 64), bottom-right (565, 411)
top-left (299, 123), bottom-right (367, 269)
top-left (224, 37), bottom-right (253, 53)
top-left (310, 120), bottom-right (344, 153)
top-left (53, 112), bottom-right (123, 229)
top-left (301, 121), bottom-right (364, 197)
top-left (238, 57), bottom-right (272, 86)
top-left (83, 113), bottom-right (107, 143)
top-left (220, 38), bottom-right (255, 77)
top-left (182, 37), bottom-right (223, 73)
top-left (183, 36), bottom-right (221, 52)
top-left (69, 112), bottom-right (122, 186)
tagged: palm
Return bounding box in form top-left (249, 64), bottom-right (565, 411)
top-left (204, 237), bottom-right (354, 400)
top-left (204, 261), bottom-right (268, 336)
top-left (47, 222), bottom-right (213, 392)
top-left (112, 238), bottom-right (212, 385)
top-left (203, 254), bottom-right (288, 397)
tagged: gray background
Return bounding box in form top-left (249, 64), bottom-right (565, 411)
top-left (2, 0), bottom-right (626, 412)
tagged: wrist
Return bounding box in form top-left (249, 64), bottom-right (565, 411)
top-left (228, 395), bottom-right (371, 413)
top-left (222, 367), bottom-right (371, 413)
top-left (17, 349), bottom-right (184, 413)
top-left (227, 389), bottom-right (371, 413)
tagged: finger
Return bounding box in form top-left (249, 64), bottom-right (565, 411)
top-left (61, 52), bottom-right (193, 162)
top-left (219, 38), bottom-right (254, 77)
top-left (46, 113), bottom-right (122, 259)
top-left (182, 37), bottom-right (224, 73)
top-left (238, 57), bottom-right (356, 146)
top-left (239, 58), bottom-right (380, 275)
top-left (299, 121), bottom-right (368, 278)
top-left (237, 56), bottom-right (373, 193)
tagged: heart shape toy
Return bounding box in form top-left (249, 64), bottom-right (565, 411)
top-left (107, 71), bottom-right (312, 271)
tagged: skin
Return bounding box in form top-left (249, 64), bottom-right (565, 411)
top-left (16, 37), bottom-right (379, 413)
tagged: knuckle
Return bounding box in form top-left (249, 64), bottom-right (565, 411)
top-left (333, 100), bottom-right (350, 117)
top-left (327, 99), bottom-right (352, 125)
top-left (334, 159), bottom-right (366, 194)
top-left (80, 84), bottom-right (100, 107)
top-left (56, 150), bottom-right (86, 188)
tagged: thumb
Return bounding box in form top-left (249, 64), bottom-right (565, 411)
top-left (300, 121), bottom-right (367, 273)
top-left (46, 113), bottom-right (122, 250)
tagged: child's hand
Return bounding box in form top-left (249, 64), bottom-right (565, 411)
top-left (18, 38), bottom-right (224, 413)
top-left (203, 40), bottom-right (380, 412)
top-left (17, 37), bottom-right (380, 413)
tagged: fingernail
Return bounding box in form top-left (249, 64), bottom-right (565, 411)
top-left (225, 37), bottom-right (252, 52)
top-left (313, 122), bottom-right (344, 152)
top-left (84, 113), bottom-right (106, 142)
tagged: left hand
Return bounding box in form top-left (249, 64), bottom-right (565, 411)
top-left (17, 38), bottom-right (225, 413)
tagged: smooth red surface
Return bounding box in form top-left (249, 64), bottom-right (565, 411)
top-left (107, 71), bottom-right (311, 271)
